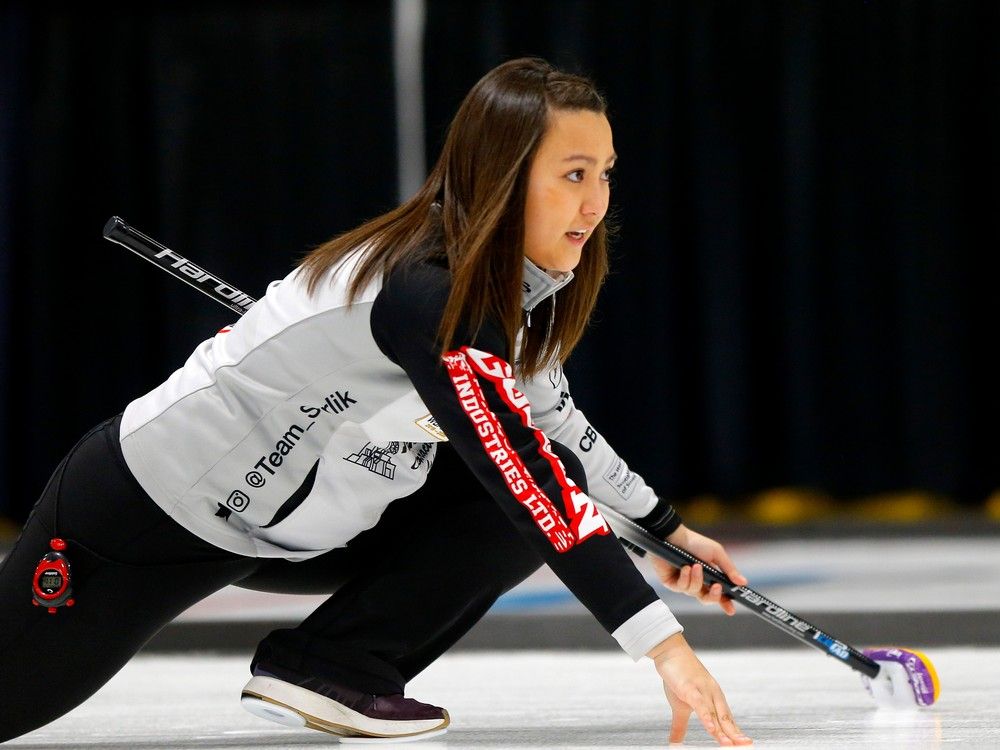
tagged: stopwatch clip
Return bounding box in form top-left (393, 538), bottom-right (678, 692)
top-left (32, 538), bottom-right (75, 614)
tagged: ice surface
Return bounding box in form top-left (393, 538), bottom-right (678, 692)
top-left (6, 648), bottom-right (996, 749)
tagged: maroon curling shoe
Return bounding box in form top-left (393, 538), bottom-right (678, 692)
top-left (241, 662), bottom-right (449, 741)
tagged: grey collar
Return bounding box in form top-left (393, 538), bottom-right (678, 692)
top-left (521, 258), bottom-right (574, 314)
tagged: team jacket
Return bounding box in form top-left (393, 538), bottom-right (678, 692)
top-left (120, 251), bottom-right (684, 659)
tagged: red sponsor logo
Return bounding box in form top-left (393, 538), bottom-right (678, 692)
top-left (443, 348), bottom-right (610, 550)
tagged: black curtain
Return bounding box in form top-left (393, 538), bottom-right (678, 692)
top-left (425, 0), bottom-right (998, 505)
top-left (1, 4), bottom-right (396, 520)
top-left (2, 2), bottom-right (997, 521)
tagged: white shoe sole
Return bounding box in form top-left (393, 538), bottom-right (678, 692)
top-left (241, 675), bottom-right (450, 741)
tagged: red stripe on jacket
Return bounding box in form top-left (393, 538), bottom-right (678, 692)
top-left (444, 347), bottom-right (610, 549)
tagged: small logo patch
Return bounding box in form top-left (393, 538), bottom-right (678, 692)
top-left (226, 490), bottom-right (251, 512)
top-left (415, 413), bottom-right (447, 441)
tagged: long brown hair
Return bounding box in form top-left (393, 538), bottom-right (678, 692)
top-left (299, 57), bottom-right (610, 379)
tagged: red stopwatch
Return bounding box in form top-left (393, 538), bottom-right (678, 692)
top-left (32, 538), bottom-right (75, 614)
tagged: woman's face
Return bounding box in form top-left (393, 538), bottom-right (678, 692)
top-left (523, 109), bottom-right (615, 274)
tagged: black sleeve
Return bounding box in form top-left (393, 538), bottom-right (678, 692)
top-left (371, 262), bottom-right (660, 635)
top-left (638, 501), bottom-right (683, 538)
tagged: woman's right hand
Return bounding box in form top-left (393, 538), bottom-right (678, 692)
top-left (647, 633), bottom-right (752, 746)
top-left (652, 524), bottom-right (747, 616)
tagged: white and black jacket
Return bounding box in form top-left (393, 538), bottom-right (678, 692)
top-left (120, 251), bottom-right (684, 659)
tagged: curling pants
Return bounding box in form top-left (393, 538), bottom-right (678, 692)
top-left (0, 415), bottom-right (587, 742)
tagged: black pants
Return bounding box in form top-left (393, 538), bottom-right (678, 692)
top-left (0, 416), bottom-right (586, 742)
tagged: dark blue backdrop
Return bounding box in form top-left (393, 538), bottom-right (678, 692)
top-left (1, 2), bottom-right (997, 521)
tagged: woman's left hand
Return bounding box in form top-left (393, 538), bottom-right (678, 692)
top-left (649, 525), bottom-right (747, 616)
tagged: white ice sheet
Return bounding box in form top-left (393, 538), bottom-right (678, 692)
top-left (7, 648), bottom-right (995, 749)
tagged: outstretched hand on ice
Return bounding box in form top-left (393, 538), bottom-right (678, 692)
top-left (648, 633), bottom-right (752, 746)
top-left (652, 525), bottom-right (748, 616)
